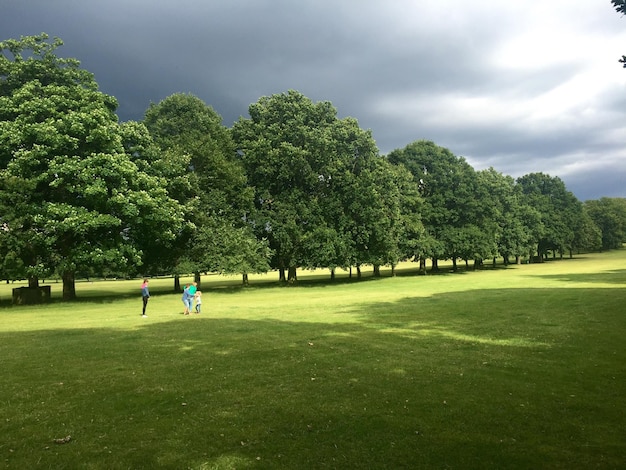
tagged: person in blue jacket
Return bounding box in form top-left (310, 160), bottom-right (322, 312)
top-left (141, 279), bottom-right (150, 317)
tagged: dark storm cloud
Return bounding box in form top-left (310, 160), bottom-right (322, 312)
top-left (3, 0), bottom-right (626, 200)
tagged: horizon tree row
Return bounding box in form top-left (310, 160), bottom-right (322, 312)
top-left (1, 34), bottom-right (623, 299)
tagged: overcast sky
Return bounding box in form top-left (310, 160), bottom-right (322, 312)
top-left (3, 0), bottom-right (626, 201)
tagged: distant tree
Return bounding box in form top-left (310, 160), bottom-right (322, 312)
top-left (477, 168), bottom-right (538, 264)
top-left (342, 157), bottom-right (422, 277)
top-left (198, 221), bottom-right (272, 285)
top-left (571, 206), bottom-right (602, 253)
top-left (0, 34), bottom-right (184, 299)
top-left (388, 140), bottom-right (484, 271)
top-left (584, 197), bottom-right (626, 250)
top-left (377, 159), bottom-right (423, 275)
top-left (232, 90), bottom-right (384, 282)
top-left (517, 173), bottom-right (582, 261)
top-left (143, 93), bottom-right (265, 287)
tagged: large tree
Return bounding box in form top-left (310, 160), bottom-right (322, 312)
top-left (231, 90), bottom-right (385, 281)
top-left (143, 93), bottom-right (266, 287)
top-left (584, 197), bottom-right (626, 250)
top-left (118, 119), bottom-right (195, 277)
top-left (0, 34), bottom-right (184, 298)
top-left (571, 206), bottom-right (602, 254)
top-left (517, 173), bottom-right (582, 261)
top-left (477, 168), bottom-right (539, 265)
top-left (388, 140), bottom-right (486, 271)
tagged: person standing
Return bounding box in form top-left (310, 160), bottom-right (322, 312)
top-left (182, 284), bottom-right (191, 315)
top-left (141, 279), bottom-right (150, 317)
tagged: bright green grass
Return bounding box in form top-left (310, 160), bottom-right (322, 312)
top-left (1, 253), bottom-right (625, 469)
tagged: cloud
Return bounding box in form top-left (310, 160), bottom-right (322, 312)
top-left (2, 0), bottom-right (625, 200)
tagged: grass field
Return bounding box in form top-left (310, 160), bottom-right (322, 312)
top-left (1, 252), bottom-right (625, 469)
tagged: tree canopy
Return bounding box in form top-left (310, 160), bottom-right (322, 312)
top-left (0, 34), bottom-right (184, 298)
top-left (231, 90), bottom-right (411, 281)
top-left (143, 93), bottom-right (268, 285)
top-left (0, 33), bottom-right (619, 300)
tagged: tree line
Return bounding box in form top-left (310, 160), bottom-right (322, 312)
top-left (1, 34), bottom-right (625, 300)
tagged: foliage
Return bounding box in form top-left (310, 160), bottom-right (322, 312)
top-left (517, 173), bottom-right (583, 260)
top-left (232, 90), bottom-right (395, 281)
top-left (0, 34), bottom-right (184, 297)
top-left (0, 32), bottom-right (608, 297)
top-left (584, 197), bottom-right (626, 250)
top-left (477, 168), bottom-right (538, 262)
top-left (143, 93), bottom-right (264, 281)
top-left (388, 140), bottom-right (492, 269)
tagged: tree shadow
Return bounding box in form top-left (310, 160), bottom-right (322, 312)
top-left (532, 269), bottom-right (626, 285)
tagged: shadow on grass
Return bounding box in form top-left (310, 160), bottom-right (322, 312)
top-left (2, 285), bottom-right (625, 469)
top-left (0, 259), bottom-right (536, 309)
top-left (533, 268), bottom-right (626, 285)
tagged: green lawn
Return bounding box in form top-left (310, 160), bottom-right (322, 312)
top-left (1, 253), bottom-right (625, 469)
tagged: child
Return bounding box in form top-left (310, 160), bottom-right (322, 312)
top-left (194, 290), bottom-right (202, 314)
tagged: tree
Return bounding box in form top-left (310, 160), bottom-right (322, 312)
top-left (477, 168), bottom-right (538, 264)
top-left (232, 90), bottom-right (383, 282)
top-left (571, 206), bottom-right (602, 253)
top-left (0, 34), bottom-right (184, 299)
top-left (361, 158), bottom-right (423, 275)
top-left (118, 120), bottom-right (195, 277)
top-left (584, 197), bottom-right (626, 250)
top-left (143, 93), bottom-right (265, 287)
top-left (517, 173), bottom-right (582, 261)
top-left (388, 140), bottom-right (485, 271)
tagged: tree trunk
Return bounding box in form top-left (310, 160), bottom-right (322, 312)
top-left (279, 267), bottom-right (286, 282)
top-left (287, 266), bottom-right (297, 283)
top-left (373, 264), bottom-right (381, 277)
top-left (62, 271), bottom-right (76, 300)
top-left (452, 258), bottom-right (457, 271)
top-left (194, 271), bottom-right (201, 289)
top-left (356, 264), bottom-right (362, 278)
top-left (419, 257), bottom-right (427, 275)
top-left (174, 275), bottom-right (181, 292)
top-left (432, 258), bottom-right (439, 272)
top-left (330, 268), bottom-right (335, 280)
top-left (242, 273), bottom-right (249, 285)
top-left (391, 264), bottom-right (396, 277)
